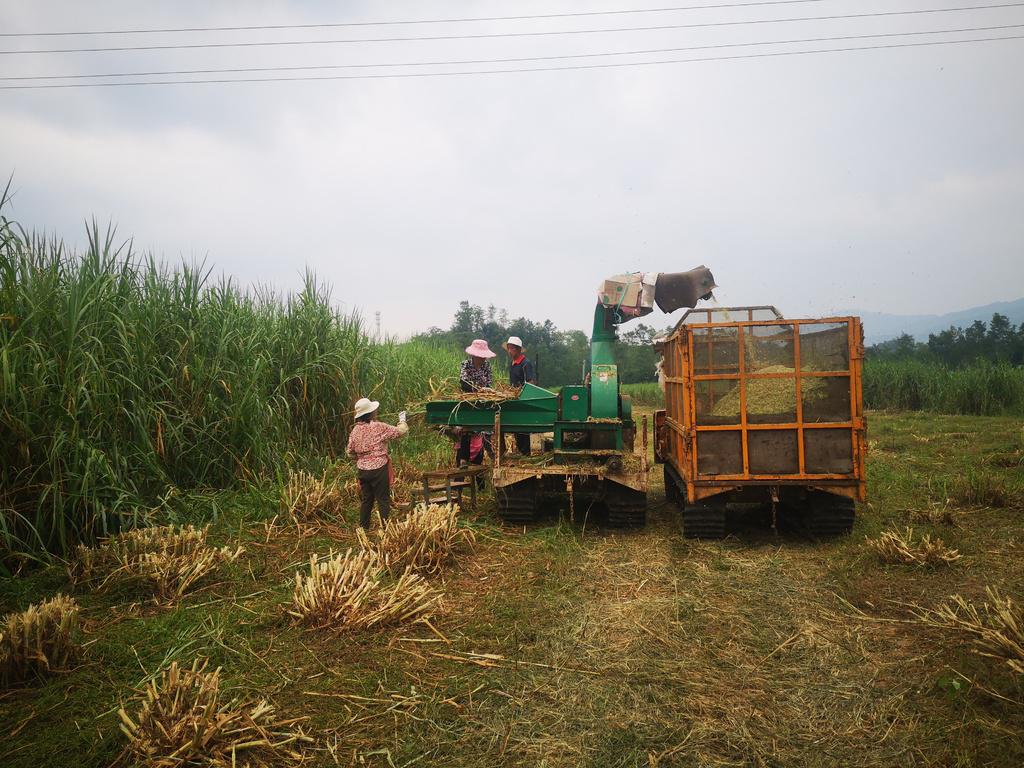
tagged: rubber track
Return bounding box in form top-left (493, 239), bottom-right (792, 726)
top-left (496, 479), bottom-right (538, 524)
top-left (606, 487), bottom-right (647, 528)
top-left (663, 465), bottom-right (682, 504)
top-left (682, 506), bottom-right (727, 539)
top-left (806, 497), bottom-right (855, 537)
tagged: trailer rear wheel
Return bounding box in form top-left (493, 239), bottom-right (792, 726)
top-left (496, 478), bottom-right (539, 525)
top-left (682, 503), bottom-right (727, 539)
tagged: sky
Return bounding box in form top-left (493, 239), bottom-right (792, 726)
top-left (2, 0), bottom-right (1023, 337)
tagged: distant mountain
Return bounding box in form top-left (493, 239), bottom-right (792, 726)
top-left (849, 298), bottom-right (1024, 346)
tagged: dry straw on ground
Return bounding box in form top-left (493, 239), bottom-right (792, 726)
top-left (281, 467), bottom-right (346, 521)
top-left (919, 587), bottom-right (1024, 676)
top-left (69, 524), bottom-right (243, 601)
top-left (907, 503), bottom-right (960, 527)
top-left (289, 548), bottom-right (439, 630)
top-left (0, 594), bottom-right (81, 686)
top-left (357, 503), bottom-right (475, 576)
top-left (865, 527), bottom-right (962, 567)
top-left (423, 377), bottom-right (521, 404)
top-left (117, 658), bottom-right (311, 767)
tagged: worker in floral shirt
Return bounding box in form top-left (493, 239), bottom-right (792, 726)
top-left (346, 397), bottom-right (407, 529)
top-left (457, 339), bottom-right (495, 466)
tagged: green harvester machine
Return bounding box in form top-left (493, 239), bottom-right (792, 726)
top-left (425, 267), bottom-right (717, 526)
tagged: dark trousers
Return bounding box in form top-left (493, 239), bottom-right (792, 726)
top-left (358, 464), bottom-right (390, 529)
top-left (457, 433), bottom-right (493, 465)
top-left (515, 433), bottom-right (531, 455)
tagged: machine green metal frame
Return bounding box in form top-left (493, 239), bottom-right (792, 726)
top-left (422, 268), bottom-right (715, 526)
top-left (424, 306), bottom-right (636, 458)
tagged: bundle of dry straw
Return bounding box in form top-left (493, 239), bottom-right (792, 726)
top-left (69, 524), bottom-right (243, 601)
top-left (358, 503), bottom-right (475, 576)
top-left (1, 594), bottom-right (81, 686)
top-left (919, 587), bottom-right (1024, 676)
top-left (118, 658), bottom-right (311, 767)
top-left (865, 527), bottom-right (961, 567)
top-left (424, 377), bottom-right (521, 404)
top-left (281, 466), bottom-right (345, 521)
top-left (289, 548), bottom-right (439, 630)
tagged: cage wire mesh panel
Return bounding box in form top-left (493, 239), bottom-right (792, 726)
top-left (691, 319), bottom-right (858, 479)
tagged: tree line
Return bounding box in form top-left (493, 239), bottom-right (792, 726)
top-left (412, 301), bottom-right (666, 387)
top-left (867, 313), bottom-right (1024, 366)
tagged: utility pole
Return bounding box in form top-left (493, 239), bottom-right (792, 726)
top-left (375, 311), bottom-right (381, 339)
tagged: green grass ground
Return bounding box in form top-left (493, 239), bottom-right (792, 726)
top-left (2, 411), bottom-right (1023, 767)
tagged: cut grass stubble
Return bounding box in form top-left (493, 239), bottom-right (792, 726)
top-left (117, 658), bottom-right (312, 767)
top-left (68, 524), bottom-right (243, 602)
top-left (919, 587), bottom-right (1024, 678)
top-left (289, 549), bottom-right (439, 631)
top-left (357, 502), bottom-right (475, 576)
top-left (866, 527), bottom-right (962, 567)
top-left (0, 594), bottom-right (81, 687)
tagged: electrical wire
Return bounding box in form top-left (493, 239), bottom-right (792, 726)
top-left (3, 3), bottom-right (1023, 55)
top-left (3, 23), bottom-right (1020, 82)
top-left (0, 1), bottom-right (827, 37)
top-left (2, 34), bottom-right (1020, 90)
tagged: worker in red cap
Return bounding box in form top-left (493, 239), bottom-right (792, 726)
top-left (503, 336), bottom-right (536, 455)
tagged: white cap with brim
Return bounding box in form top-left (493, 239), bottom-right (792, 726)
top-left (354, 397), bottom-right (380, 419)
top-left (502, 336), bottom-right (524, 350)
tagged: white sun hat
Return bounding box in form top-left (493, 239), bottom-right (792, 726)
top-left (353, 397), bottom-right (380, 419)
top-left (503, 335), bottom-right (524, 350)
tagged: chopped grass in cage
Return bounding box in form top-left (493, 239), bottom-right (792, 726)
top-left (710, 365), bottom-right (825, 418)
top-left (69, 524), bottom-right (243, 601)
top-left (1, 594), bottom-right (81, 687)
top-left (118, 658), bottom-right (311, 767)
top-left (358, 503), bottom-right (475, 576)
top-left (289, 548), bottom-right (439, 630)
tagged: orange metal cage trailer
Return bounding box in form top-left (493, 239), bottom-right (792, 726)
top-left (654, 306), bottom-right (866, 539)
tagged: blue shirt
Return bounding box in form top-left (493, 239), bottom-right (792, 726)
top-left (509, 356), bottom-right (535, 387)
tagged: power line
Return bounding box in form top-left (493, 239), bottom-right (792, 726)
top-left (3, 3), bottom-right (1023, 55)
top-left (2, 34), bottom-right (1020, 89)
top-left (4, 23), bottom-right (1020, 82)
top-left (0, 1), bottom-right (827, 37)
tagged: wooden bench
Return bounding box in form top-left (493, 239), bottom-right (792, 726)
top-left (419, 465), bottom-right (489, 510)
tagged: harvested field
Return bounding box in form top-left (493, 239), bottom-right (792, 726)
top-left (1, 410), bottom-right (1023, 767)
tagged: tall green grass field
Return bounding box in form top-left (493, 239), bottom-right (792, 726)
top-left (0, 196), bottom-right (458, 561)
top-left (863, 359), bottom-right (1024, 416)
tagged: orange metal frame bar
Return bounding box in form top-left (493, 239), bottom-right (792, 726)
top-left (676, 317), bottom-right (864, 495)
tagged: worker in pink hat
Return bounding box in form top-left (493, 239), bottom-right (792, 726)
top-left (457, 339), bottom-right (496, 466)
top-left (460, 339), bottom-right (496, 392)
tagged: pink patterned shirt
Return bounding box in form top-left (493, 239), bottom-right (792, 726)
top-left (346, 421), bottom-right (407, 471)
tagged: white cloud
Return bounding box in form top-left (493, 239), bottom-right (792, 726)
top-left (2, 0), bottom-right (1023, 334)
